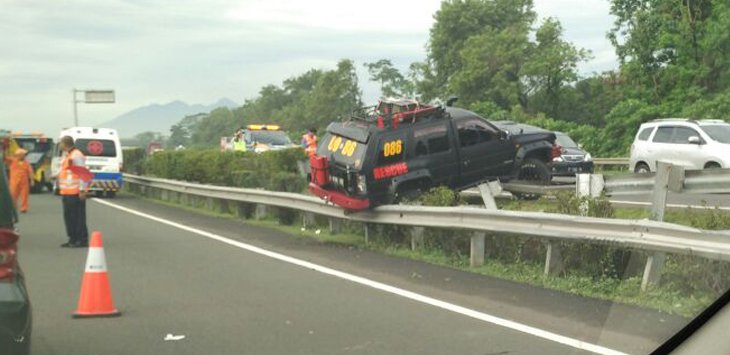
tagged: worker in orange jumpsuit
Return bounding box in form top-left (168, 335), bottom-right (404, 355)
top-left (301, 128), bottom-right (318, 158)
top-left (5, 148), bottom-right (34, 213)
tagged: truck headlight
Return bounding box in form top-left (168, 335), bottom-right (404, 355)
top-left (584, 153), bottom-right (592, 162)
top-left (355, 174), bottom-right (367, 193)
top-left (552, 156), bottom-right (564, 162)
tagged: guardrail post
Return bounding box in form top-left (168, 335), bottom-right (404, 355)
top-left (160, 189), bottom-right (169, 201)
top-left (544, 241), bottom-right (564, 276)
top-left (329, 218), bottom-right (342, 234)
top-left (477, 181), bottom-right (500, 210)
top-left (363, 223), bottom-right (372, 244)
top-left (302, 212), bottom-right (316, 229)
top-left (470, 232), bottom-right (486, 267)
top-left (410, 227), bottom-right (425, 251)
top-left (255, 204), bottom-right (268, 220)
top-left (471, 182), bottom-right (500, 267)
top-left (640, 162), bottom-right (684, 291)
top-left (218, 199), bottom-right (230, 214)
top-left (235, 202), bottom-right (252, 219)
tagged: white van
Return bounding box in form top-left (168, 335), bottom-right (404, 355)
top-left (51, 127), bottom-right (124, 197)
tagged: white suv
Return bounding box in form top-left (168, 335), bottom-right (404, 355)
top-left (629, 119), bottom-right (730, 173)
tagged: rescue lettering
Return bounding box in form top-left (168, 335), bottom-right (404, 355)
top-left (373, 162), bottom-right (408, 180)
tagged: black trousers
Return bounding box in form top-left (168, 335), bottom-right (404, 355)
top-left (62, 195), bottom-right (88, 244)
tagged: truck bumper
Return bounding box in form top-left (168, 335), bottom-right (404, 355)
top-left (89, 172), bottom-right (123, 192)
top-left (309, 183), bottom-right (370, 210)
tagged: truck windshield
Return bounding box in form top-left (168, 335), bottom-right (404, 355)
top-left (249, 131), bottom-right (292, 145)
top-left (317, 132), bottom-right (367, 170)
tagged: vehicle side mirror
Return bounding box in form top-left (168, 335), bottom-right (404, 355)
top-left (499, 130), bottom-right (509, 140)
top-left (688, 136), bottom-right (701, 145)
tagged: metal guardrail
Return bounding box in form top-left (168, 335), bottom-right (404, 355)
top-left (487, 168), bottom-right (730, 197)
top-left (593, 157), bottom-right (629, 166)
top-left (604, 168), bottom-right (730, 196)
top-left (123, 174), bottom-right (730, 263)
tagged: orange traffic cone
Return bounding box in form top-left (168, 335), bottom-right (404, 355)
top-left (73, 231), bottom-right (121, 318)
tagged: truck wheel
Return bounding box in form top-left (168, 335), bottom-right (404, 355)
top-left (515, 158), bottom-right (551, 200)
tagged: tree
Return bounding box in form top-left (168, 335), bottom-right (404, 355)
top-left (134, 131), bottom-right (165, 149)
top-left (364, 59), bottom-right (406, 97)
top-left (427, 0), bottom-right (536, 99)
top-left (168, 113), bottom-right (205, 148)
top-left (523, 18), bottom-right (591, 117)
top-left (450, 24), bottom-right (533, 108)
top-left (608, 0), bottom-right (730, 102)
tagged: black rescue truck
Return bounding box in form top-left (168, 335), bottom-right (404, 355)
top-left (309, 98), bottom-right (558, 210)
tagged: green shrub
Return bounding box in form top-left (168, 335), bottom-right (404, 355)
top-left (143, 148), bottom-right (307, 192)
top-left (122, 148), bottom-right (146, 175)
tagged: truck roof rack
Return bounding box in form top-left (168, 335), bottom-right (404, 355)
top-left (349, 97), bottom-right (447, 129)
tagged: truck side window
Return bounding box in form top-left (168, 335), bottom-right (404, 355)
top-left (414, 123), bottom-right (450, 156)
top-left (457, 119), bottom-right (498, 147)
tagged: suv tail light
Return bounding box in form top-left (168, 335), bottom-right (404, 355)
top-left (0, 228), bottom-right (19, 282)
top-left (551, 143), bottom-right (562, 160)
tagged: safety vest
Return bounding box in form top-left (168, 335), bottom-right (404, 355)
top-left (233, 139), bottom-right (247, 152)
top-left (302, 134), bottom-right (317, 157)
top-left (58, 149), bottom-right (87, 196)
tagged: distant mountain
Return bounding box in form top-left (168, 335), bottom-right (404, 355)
top-left (101, 98), bottom-right (238, 138)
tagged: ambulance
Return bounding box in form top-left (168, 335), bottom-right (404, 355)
top-left (51, 127), bottom-right (123, 197)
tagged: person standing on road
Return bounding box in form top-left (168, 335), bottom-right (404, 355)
top-left (4, 148), bottom-right (34, 213)
top-left (58, 136), bottom-right (89, 248)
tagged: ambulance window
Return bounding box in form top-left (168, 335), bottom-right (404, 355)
top-left (75, 139), bottom-right (117, 157)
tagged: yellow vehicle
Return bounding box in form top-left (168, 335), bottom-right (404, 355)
top-left (1, 131), bottom-right (54, 193)
top-left (243, 125), bottom-right (298, 153)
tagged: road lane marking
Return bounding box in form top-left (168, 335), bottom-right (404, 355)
top-left (93, 198), bottom-right (627, 355)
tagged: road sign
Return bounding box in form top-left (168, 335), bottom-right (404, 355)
top-left (73, 88), bottom-right (116, 126)
top-left (84, 90), bottom-right (115, 104)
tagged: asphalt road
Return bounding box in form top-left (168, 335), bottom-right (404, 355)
top-left (15, 194), bottom-right (691, 355)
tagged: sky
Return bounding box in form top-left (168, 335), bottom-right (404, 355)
top-left (0, 0), bottom-right (617, 136)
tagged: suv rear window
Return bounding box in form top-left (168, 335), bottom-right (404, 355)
top-left (76, 139), bottom-right (117, 157)
top-left (637, 127), bottom-right (653, 141)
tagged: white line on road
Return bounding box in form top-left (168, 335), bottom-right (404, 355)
top-left (93, 198), bottom-right (627, 355)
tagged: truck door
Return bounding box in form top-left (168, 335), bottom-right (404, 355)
top-left (409, 121), bottom-right (459, 187)
top-left (455, 117), bottom-right (515, 187)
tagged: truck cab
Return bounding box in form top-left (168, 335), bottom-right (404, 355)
top-left (309, 98), bottom-right (558, 210)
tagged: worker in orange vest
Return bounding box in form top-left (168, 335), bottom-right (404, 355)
top-left (4, 148), bottom-right (34, 213)
top-left (301, 128), bottom-right (318, 158)
top-left (57, 136), bottom-right (90, 248)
